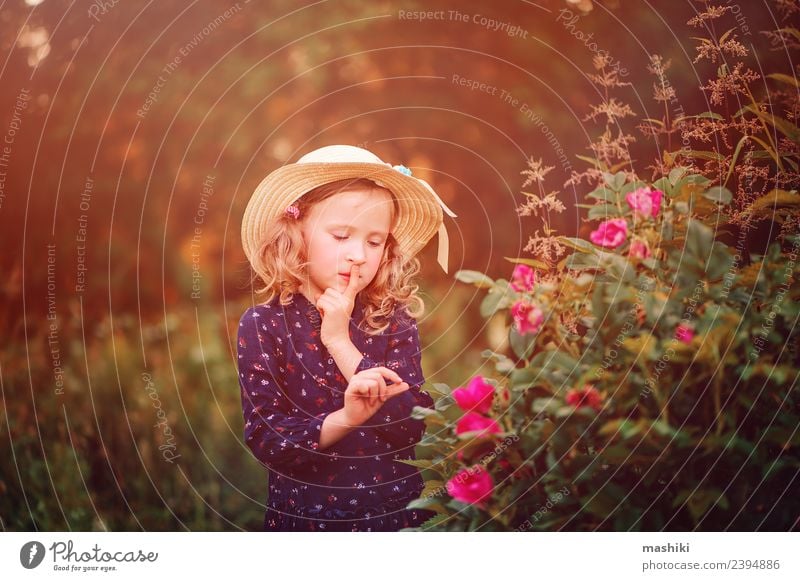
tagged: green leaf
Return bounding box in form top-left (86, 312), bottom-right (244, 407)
top-left (586, 187), bottom-right (616, 202)
top-left (397, 458), bottom-right (436, 470)
top-left (570, 455), bottom-right (601, 484)
top-left (742, 103), bottom-right (800, 143)
top-left (480, 281), bottom-right (513, 318)
top-left (620, 180), bottom-right (648, 196)
top-left (681, 174), bottom-right (713, 187)
top-left (723, 135), bottom-right (749, 186)
top-left (588, 203), bottom-right (624, 220)
top-left (581, 482), bottom-right (626, 518)
top-left (650, 420), bottom-right (678, 439)
top-left (599, 418), bottom-right (642, 439)
top-left (410, 407), bottom-right (446, 427)
top-left (641, 257), bottom-right (659, 270)
top-left (641, 117), bottom-right (665, 128)
top-left (510, 367), bottom-right (539, 390)
top-left (430, 382), bottom-right (452, 396)
top-left (718, 27), bottom-right (736, 45)
top-left (419, 513), bottom-right (450, 529)
top-left (482, 350), bottom-right (516, 374)
top-left (406, 497), bottom-right (449, 515)
top-left (743, 189), bottom-right (800, 219)
top-left (675, 488), bottom-right (729, 521)
top-left (767, 72), bottom-right (800, 89)
top-left (603, 171), bottom-right (627, 191)
top-left (559, 236), bottom-right (597, 254)
top-left (530, 350), bottom-right (580, 376)
top-left (565, 252), bottom-right (602, 271)
top-left (702, 186), bottom-right (733, 204)
top-left (480, 290), bottom-right (505, 318)
top-left (775, 26), bottom-right (800, 42)
top-left (503, 256), bottom-right (549, 270)
top-left (455, 270), bottom-right (494, 288)
top-left (575, 154), bottom-right (606, 169)
top-left (724, 135), bottom-right (781, 185)
top-left (706, 242), bottom-right (735, 281)
top-left (532, 397), bottom-right (561, 415)
top-left (598, 251), bottom-right (636, 282)
top-left (653, 177), bottom-right (672, 196)
top-left (418, 479), bottom-right (446, 499)
top-left (686, 219), bottom-right (714, 259)
top-left (599, 445), bottom-right (631, 464)
top-left (410, 406), bottom-right (440, 418)
top-left (668, 166), bottom-right (688, 185)
top-left (509, 325), bottom-right (537, 360)
top-left (670, 149), bottom-right (725, 162)
top-left (674, 111), bottom-right (724, 123)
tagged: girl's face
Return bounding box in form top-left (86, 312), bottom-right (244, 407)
top-left (299, 186), bottom-right (393, 303)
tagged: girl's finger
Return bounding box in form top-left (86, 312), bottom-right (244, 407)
top-left (368, 374), bottom-right (393, 403)
top-left (316, 297), bottom-right (339, 318)
top-left (378, 377), bottom-right (388, 403)
top-left (376, 367), bottom-right (403, 385)
top-left (360, 367), bottom-right (402, 385)
top-left (366, 373), bottom-right (388, 403)
top-left (322, 288), bottom-right (346, 305)
top-left (316, 296), bottom-right (334, 310)
top-left (366, 381), bottom-right (379, 405)
top-left (352, 382), bottom-right (369, 397)
top-left (387, 382), bottom-right (409, 399)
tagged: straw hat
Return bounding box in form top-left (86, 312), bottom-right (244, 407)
top-left (241, 145), bottom-right (457, 273)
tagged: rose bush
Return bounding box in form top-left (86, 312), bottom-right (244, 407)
top-left (401, 3), bottom-right (799, 531)
top-left (402, 167), bottom-right (799, 531)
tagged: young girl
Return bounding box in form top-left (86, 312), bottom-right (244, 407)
top-left (238, 144), bottom-right (456, 531)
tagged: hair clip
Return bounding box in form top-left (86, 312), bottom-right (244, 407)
top-left (285, 203), bottom-right (300, 219)
top-left (393, 164), bottom-right (412, 176)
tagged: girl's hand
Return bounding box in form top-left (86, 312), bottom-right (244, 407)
top-left (316, 264), bottom-right (360, 347)
top-left (342, 366), bottom-right (409, 427)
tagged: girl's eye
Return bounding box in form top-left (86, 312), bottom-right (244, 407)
top-left (332, 234), bottom-right (383, 248)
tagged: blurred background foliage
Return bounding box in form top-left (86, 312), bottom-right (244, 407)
top-left (0, 0), bottom-right (794, 529)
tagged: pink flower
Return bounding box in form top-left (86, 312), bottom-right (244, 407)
top-left (565, 385), bottom-right (603, 412)
top-left (452, 376), bottom-right (495, 414)
top-left (675, 323), bottom-right (695, 344)
top-left (284, 203), bottom-right (301, 219)
top-left (589, 218), bottom-right (628, 248)
top-left (510, 264), bottom-right (537, 292)
top-left (629, 239), bottom-right (652, 259)
top-left (511, 300), bottom-right (544, 335)
top-left (455, 412), bottom-right (501, 436)
top-left (625, 187), bottom-right (663, 218)
top-left (446, 465), bottom-right (494, 506)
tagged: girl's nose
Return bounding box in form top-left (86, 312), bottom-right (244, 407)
top-left (346, 243), bottom-right (367, 263)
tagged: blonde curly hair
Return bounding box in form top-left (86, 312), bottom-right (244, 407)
top-left (247, 178), bottom-right (425, 335)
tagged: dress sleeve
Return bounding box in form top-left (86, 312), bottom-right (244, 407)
top-left (355, 309), bottom-right (434, 450)
top-left (237, 307), bottom-right (330, 476)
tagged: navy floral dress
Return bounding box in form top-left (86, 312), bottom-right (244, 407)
top-left (237, 291), bottom-right (436, 531)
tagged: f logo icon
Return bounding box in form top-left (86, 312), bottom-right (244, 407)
top-left (20, 541), bottom-right (45, 569)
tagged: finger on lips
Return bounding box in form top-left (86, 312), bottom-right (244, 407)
top-left (344, 264), bottom-right (360, 298)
